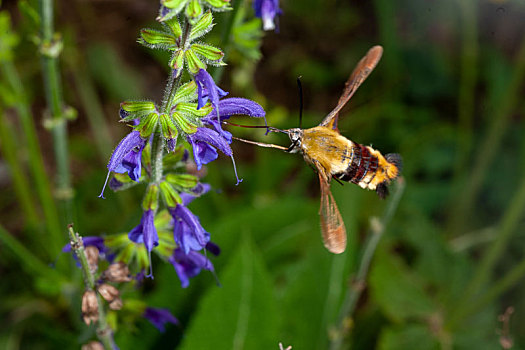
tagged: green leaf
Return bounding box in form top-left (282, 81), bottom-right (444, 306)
top-left (369, 250), bottom-right (436, 323)
top-left (179, 237), bottom-right (280, 350)
top-left (189, 10), bottom-right (213, 42)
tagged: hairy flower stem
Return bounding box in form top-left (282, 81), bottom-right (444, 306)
top-left (152, 21), bottom-right (193, 185)
top-left (329, 178), bottom-right (405, 350)
top-left (67, 225), bottom-right (115, 350)
top-left (39, 0), bottom-right (73, 223)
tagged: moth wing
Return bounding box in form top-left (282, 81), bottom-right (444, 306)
top-left (320, 45), bottom-right (383, 131)
top-left (317, 170), bottom-right (347, 254)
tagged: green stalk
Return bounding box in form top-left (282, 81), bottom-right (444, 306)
top-left (329, 178), bottom-right (405, 350)
top-left (67, 225), bottom-right (115, 349)
top-left (448, 170), bottom-right (525, 328)
top-left (0, 108), bottom-right (40, 226)
top-left (453, 0), bottom-right (477, 183)
top-left (39, 0), bottom-right (73, 223)
top-left (0, 59), bottom-right (62, 257)
top-left (447, 33), bottom-right (525, 236)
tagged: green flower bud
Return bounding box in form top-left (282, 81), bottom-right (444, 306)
top-left (173, 81), bottom-right (197, 104)
top-left (189, 10), bottom-right (213, 41)
top-left (162, 0), bottom-right (188, 12)
top-left (191, 43), bottom-right (224, 62)
top-left (134, 112), bottom-right (160, 138)
top-left (159, 181), bottom-right (182, 208)
top-left (171, 111), bottom-right (198, 134)
top-left (175, 102), bottom-right (213, 117)
top-left (159, 113), bottom-right (178, 140)
top-left (186, 0), bottom-right (203, 23)
top-left (169, 49), bottom-right (185, 70)
top-left (185, 48), bottom-right (206, 74)
top-left (165, 17), bottom-right (182, 38)
top-left (166, 173), bottom-right (199, 189)
top-left (142, 184), bottom-right (159, 211)
top-left (140, 29), bottom-right (177, 47)
top-left (204, 0), bottom-right (231, 10)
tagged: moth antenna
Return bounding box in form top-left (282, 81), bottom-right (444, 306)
top-left (222, 121), bottom-right (285, 134)
top-left (297, 76), bottom-right (303, 129)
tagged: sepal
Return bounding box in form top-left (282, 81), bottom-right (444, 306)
top-left (204, 0), bottom-right (231, 10)
top-left (189, 11), bottom-right (214, 41)
top-left (185, 48), bottom-right (206, 74)
top-left (191, 43), bottom-right (224, 62)
top-left (121, 101), bottom-right (157, 118)
top-left (172, 111), bottom-right (199, 134)
top-left (185, 0), bottom-right (203, 23)
top-left (169, 49), bottom-right (185, 70)
top-left (134, 112), bottom-right (160, 138)
top-left (176, 102), bottom-right (213, 117)
top-left (161, 0), bottom-right (188, 15)
top-left (139, 29), bottom-right (177, 48)
top-left (142, 184), bottom-right (159, 211)
top-left (173, 81), bottom-right (197, 104)
top-left (166, 173), bottom-right (199, 189)
top-left (164, 17), bottom-right (182, 38)
top-left (160, 181), bottom-right (182, 208)
top-left (159, 113), bottom-right (179, 140)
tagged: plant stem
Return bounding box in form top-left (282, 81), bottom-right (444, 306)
top-left (0, 107), bottom-right (40, 227)
top-left (448, 169), bottom-right (525, 328)
top-left (0, 59), bottom-right (62, 257)
top-left (447, 32), bottom-right (525, 236)
top-left (329, 178), bottom-right (405, 350)
top-left (453, 0), bottom-right (477, 183)
top-left (39, 0), bottom-right (73, 223)
top-left (67, 225), bottom-right (115, 350)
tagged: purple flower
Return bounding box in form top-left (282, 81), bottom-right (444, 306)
top-left (195, 69), bottom-right (228, 111)
top-left (143, 307), bottom-right (178, 332)
top-left (254, 0), bottom-right (281, 31)
top-left (99, 131), bottom-right (146, 198)
top-left (169, 205), bottom-right (210, 254)
top-left (202, 97), bottom-right (267, 141)
top-left (169, 248), bottom-right (215, 288)
top-left (128, 210), bottom-right (158, 278)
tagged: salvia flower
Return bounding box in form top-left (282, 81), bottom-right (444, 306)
top-left (143, 307), bottom-right (179, 332)
top-left (254, 0), bottom-right (281, 31)
top-left (169, 248), bottom-right (215, 288)
top-left (201, 97), bottom-right (267, 142)
top-left (128, 209), bottom-right (158, 278)
top-left (195, 68), bottom-right (228, 111)
top-left (169, 204), bottom-right (210, 254)
top-left (99, 131), bottom-right (147, 198)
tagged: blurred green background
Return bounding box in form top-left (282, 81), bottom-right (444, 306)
top-left (1, 0), bottom-right (525, 349)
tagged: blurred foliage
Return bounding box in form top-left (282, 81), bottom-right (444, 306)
top-left (1, 0), bottom-right (525, 349)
